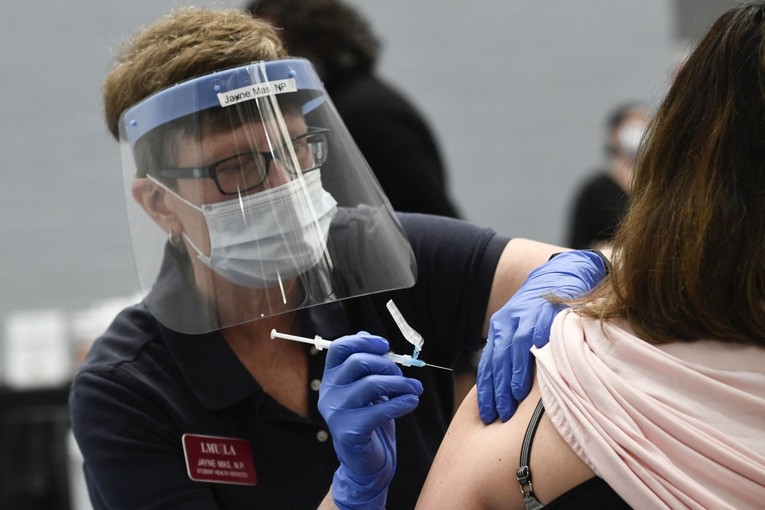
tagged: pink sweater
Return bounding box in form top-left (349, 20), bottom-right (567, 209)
top-left (534, 309), bottom-right (765, 509)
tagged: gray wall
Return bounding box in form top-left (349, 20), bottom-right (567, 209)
top-left (353, 0), bottom-right (673, 241)
top-left (0, 1), bottom-right (730, 333)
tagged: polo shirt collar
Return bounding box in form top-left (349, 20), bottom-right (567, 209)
top-left (163, 325), bottom-right (257, 410)
top-left (162, 300), bottom-right (351, 411)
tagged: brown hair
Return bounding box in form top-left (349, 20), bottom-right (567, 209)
top-left (574, 2), bottom-right (765, 347)
top-left (103, 7), bottom-right (288, 139)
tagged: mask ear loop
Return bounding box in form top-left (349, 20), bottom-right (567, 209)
top-left (146, 175), bottom-right (203, 212)
top-left (145, 175), bottom-right (213, 265)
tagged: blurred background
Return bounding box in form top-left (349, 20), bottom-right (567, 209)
top-left (0, 0), bottom-right (740, 507)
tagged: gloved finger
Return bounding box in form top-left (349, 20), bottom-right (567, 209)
top-left (531, 302), bottom-right (561, 348)
top-left (325, 332), bottom-right (390, 370)
top-left (325, 352), bottom-right (403, 386)
top-left (495, 393), bottom-right (519, 423)
top-left (335, 412), bottom-right (402, 479)
top-left (329, 395), bottom-right (420, 452)
top-left (491, 317), bottom-right (520, 422)
top-left (328, 374), bottom-right (423, 410)
top-left (347, 393), bottom-right (421, 436)
top-left (378, 393), bottom-right (421, 420)
top-left (509, 303), bottom-right (559, 403)
top-left (477, 325), bottom-right (499, 424)
top-left (507, 348), bottom-right (532, 418)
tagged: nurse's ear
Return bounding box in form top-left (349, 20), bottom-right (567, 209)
top-left (131, 178), bottom-right (182, 235)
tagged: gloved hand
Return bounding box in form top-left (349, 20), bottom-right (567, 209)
top-left (319, 332), bottom-right (423, 510)
top-left (477, 250), bottom-right (608, 424)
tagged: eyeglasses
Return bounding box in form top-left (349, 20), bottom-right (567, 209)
top-left (157, 127), bottom-right (330, 195)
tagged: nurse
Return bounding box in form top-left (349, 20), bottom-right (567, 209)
top-left (69, 8), bottom-right (605, 509)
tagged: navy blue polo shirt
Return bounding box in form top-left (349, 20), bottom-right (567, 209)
top-left (70, 213), bottom-right (509, 509)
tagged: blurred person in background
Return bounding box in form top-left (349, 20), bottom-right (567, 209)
top-left (566, 102), bottom-right (650, 249)
top-left (244, 0), bottom-right (461, 219)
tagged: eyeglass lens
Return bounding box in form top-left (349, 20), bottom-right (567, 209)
top-left (215, 131), bottom-right (327, 193)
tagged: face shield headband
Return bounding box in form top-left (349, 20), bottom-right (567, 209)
top-left (117, 58), bottom-right (417, 334)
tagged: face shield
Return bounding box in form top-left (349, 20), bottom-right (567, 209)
top-left (118, 58), bottom-right (416, 334)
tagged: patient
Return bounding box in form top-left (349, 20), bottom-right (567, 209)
top-left (419, 3), bottom-right (765, 508)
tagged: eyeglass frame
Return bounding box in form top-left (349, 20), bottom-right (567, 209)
top-left (155, 127), bottom-right (330, 195)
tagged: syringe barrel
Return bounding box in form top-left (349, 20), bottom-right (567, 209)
top-left (271, 329), bottom-right (332, 350)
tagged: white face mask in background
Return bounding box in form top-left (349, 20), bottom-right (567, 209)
top-left (154, 170), bottom-right (338, 288)
top-left (617, 121), bottom-right (646, 160)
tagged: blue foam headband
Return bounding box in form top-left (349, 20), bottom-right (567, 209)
top-left (121, 58), bottom-right (324, 147)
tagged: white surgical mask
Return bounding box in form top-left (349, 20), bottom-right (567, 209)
top-left (617, 121), bottom-right (646, 160)
top-left (153, 171), bottom-right (337, 288)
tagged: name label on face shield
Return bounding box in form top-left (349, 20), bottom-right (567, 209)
top-left (217, 79), bottom-right (298, 107)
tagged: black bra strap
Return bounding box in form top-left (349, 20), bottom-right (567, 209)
top-left (517, 399), bottom-right (545, 499)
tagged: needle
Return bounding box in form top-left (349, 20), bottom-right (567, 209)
top-left (422, 362), bottom-right (452, 371)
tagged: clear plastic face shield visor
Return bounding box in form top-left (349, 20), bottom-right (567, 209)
top-left (118, 58), bottom-right (416, 334)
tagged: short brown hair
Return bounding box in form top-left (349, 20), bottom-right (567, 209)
top-left (103, 7), bottom-right (288, 139)
top-left (575, 2), bottom-right (765, 347)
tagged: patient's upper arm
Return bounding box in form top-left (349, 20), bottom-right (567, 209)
top-left (416, 381), bottom-right (595, 509)
top-left (416, 386), bottom-right (535, 510)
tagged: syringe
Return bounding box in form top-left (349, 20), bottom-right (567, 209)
top-left (270, 330), bottom-right (452, 370)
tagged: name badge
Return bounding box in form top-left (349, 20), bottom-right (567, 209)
top-left (182, 433), bottom-right (258, 486)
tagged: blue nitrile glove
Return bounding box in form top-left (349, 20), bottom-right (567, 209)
top-left (477, 250), bottom-right (608, 424)
top-left (319, 332), bottom-right (423, 510)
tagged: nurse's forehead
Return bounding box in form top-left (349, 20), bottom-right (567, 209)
top-left (175, 112), bottom-right (308, 162)
top-left (200, 107), bottom-right (307, 135)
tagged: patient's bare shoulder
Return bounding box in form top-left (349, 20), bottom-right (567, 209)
top-left (416, 381), bottom-right (595, 509)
